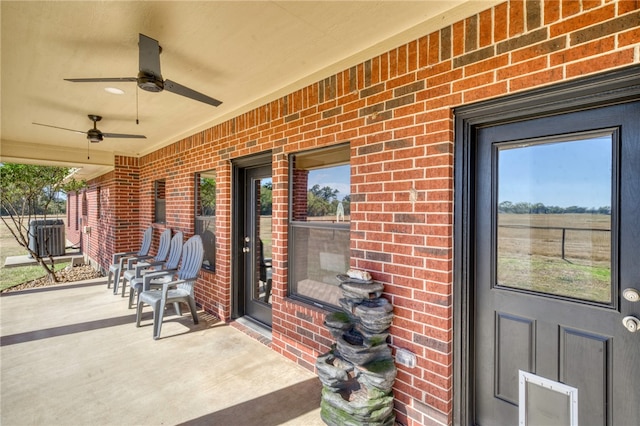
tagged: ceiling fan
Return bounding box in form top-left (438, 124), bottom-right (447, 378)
top-left (33, 114), bottom-right (146, 143)
top-left (65, 33), bottom-right (222, 107)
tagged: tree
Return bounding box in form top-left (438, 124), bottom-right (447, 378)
top-left (199, 177), bottom-right (216, 216)
top-left (0, 163), bottom-right (85, 282)
top-left (307, 184), bottom-right (340, 217)
top-left (260, 181), bottom-right (272, 215)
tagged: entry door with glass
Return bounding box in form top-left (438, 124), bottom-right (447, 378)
top-left (473, 101), bottom-right (640, 425)
top-left (241, 165), bottom-right (273, 327)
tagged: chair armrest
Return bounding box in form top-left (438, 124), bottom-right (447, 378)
top-left (142, 269), bottom-right (178, 291)
top-left (112, 251), bottom-right (138, 263)
top-left (126, 255), bottom-right (154, 270)
top-left (133, 261), bottom-right (166, 278)
top-left (160, 278), bottom-right (193, 299)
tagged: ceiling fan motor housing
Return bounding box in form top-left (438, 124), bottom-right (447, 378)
top-left (87, 129), bottom-right (103, 143)
top-left (137, 71), bottom-right (164, 92)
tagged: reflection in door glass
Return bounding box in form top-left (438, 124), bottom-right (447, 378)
top-left (496, 135), bottom-right (612, 303)
top-left (255, 178), bottom-right (272, 304)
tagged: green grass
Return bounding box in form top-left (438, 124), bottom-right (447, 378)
top-left (0, 262), bottom-right (71, 291)
top-left (1, 215), bottom-right (69, 291)
top-left (498, 255), bottom-right (611, 303)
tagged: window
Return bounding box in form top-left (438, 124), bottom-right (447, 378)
top-left (82, 191), bottom-right (88, 217)
top-left (96, 187), bottom-right (101, 219)
top-left (154, 179), bottom-right (166, 224)
top-left (289, 144), bottom-right (351, 308)
top-left (195, 171), bottom-right (216, 271)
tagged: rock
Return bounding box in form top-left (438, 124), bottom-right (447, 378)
top-left (340, 281), bottom-right (384, 301)
top-left (320, 387), bottom-right (395, 426)
top-left (346, 269), bottom-right (372, 281)
top-left (336, 331), bottom-right (392, 366)
top-left (356, 359), bottom-right (398, 394)
top-left (324, 311), bottom-right (354, 339)
top-left (318, 277), bottom-right (397, 426)
top-left (354, 298), bottom-right (393, 334)
top-left (316, 352), bottom-right (355, 392)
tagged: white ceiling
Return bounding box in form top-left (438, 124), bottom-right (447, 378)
top-left (1, 1), bottom-right (499, 180)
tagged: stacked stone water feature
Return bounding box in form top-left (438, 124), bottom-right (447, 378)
top-left (316, 269), bottom-right (396, 426)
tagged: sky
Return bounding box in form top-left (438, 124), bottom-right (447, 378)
top-left (307, 164), bottom-right (351, 200)
top-left (498, 135), bottom-right (612, 209)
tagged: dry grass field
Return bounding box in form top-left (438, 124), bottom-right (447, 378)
top-left (497, 213), bottom-right (611, 302)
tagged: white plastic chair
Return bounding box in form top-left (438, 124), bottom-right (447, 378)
top-left (119, 228), bottom-right (172, 297)
top-left (126, 231), bottom-right (183, 308)
top-left (107, 226), bottom-right (153, 295)
top-left (136, 235), bottom-right (204, 339)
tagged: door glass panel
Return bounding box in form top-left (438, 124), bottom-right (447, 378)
top-left (253, 177), bottom-right (272, 305)
top-left (496, 135), bottom-right (612, 303)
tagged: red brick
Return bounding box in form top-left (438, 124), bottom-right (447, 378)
top-left (510, 67), bottom-right (564, 91)
top-left (510, 0), bottom-right (525, 36)
top-left (494, 2), bottom-right (509, 42)
top-left (618, 26), bottom-right (640, 47)
top-left (479, 9), bottom-right (493, 47)
top-left (550, 3), bottom-right (616, 37)
top-left (565, 49), bottom-right (635, 78)
top-left (618, 0), bottom-right (640, 14)
top-left (562, 0), bottom-right (582, 18)
top-left (452, 21), bottom-right (465, 57)
top-left (550, 36), bottom-right (615, 65)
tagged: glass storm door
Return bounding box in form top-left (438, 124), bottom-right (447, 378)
top-left (242, 165), bottom-right (273, 327)
top-left (474, 102), bottom-right (640, 425)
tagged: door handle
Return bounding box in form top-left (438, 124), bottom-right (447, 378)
top-left (622, 316), bottom-right (640, 333)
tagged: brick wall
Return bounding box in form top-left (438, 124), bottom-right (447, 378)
top-left (79, 1), bottom-right (639, 425)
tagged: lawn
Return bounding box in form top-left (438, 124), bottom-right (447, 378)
top-left (0, 216), bottom-right (70, 291)
top-left (497, 213), bottom-right (611, 303)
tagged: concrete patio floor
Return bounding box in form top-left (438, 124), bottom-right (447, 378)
top-left (0, 276), bottom-right (323, 426)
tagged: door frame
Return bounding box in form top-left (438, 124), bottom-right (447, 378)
top-left (231, 151), bottom-right (273, 320)
top-left (453, 65), bottom-right (640, 425)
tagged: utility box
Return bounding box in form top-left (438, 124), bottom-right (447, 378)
top-left (28, 219), bottom-right (66, 257)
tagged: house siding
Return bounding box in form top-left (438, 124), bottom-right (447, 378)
top-left (67, 1), bottom-right (640, 425)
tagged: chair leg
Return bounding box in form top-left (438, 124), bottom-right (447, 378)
top-left (136, 300), bottom-right (144, 327)
top-left (128, 284), bottom-right (137, 309)
top-left (173, 302), bottom-right (183, 316)
top-left (264, 278), bottom-right (272, 303)
top-left (121, 278), bottom-right (127, 297)
top-left (188, 298), bottom-right (199, 325)
top-left (107, 271), bottom-right (113, 289)
top-left (153, 300), bottom-right (165, 340)
top-left (112, 268), bottom-right (121, 295)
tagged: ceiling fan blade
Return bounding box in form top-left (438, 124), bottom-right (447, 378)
top-left (102, 133), bottom-right (146, 139)
top-left (65, 77), bottom-right (137, 83)
top-left (164, 79), bottom-right (222, 107)
top-left (33, 122), bottom-right (86, 135)
top-left (139, 33), bottom-right (162, 77)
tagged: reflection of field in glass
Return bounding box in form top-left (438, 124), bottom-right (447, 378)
top-left (260, 216), bottom-right (273, 258)
top-left (497, 214), bottom-right (611, 303)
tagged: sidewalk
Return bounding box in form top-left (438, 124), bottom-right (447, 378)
top-left (0, 276), bottom-right (323, 426)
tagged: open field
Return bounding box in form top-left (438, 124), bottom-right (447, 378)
top-left (497, 213), bottom-right (611, 302)
top-left (0, 216), bottom-right (70, 291)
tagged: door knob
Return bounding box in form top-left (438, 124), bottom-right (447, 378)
top-left (622, 316), bottom-right (640, 333)
top-left (623, 288), bottom-right (640, 302)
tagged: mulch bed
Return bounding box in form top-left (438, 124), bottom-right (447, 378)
top-left (1, 265), bottom-right (104, 293)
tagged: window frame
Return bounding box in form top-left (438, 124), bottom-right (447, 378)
top-left (154, 179), bottom-right (166, 224)
top-left (287, 143), bottom-right (351, 309)
top-left (194, 171), bottom-right (216, 272)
